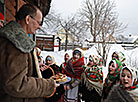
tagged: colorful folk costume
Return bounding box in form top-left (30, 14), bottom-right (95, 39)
top-left (80, 54), bottom-right (103, 102)
top-left (118, 51), bottom-right (126, 66)
top-left (41, 55), bottom-right (61, 79)
top-left (60, 53), bottom-right (70, 74)
top-left (59, 53), bottom-right (70, 102)
top-left (102, 58), bottom-right (122, 101)
top-left (41, 55), bottom-right (64, 102)
top-left (64, 48), bottom-right (85, 102)
top-left (105, 66), bottom-right (138, 102)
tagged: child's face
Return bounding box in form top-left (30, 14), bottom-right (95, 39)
top-left (65, 54), bottom-right (70, 61)
top-left (45, 57), bottom-right (53, 65)
top-left (112, 53), bottom-right (119, 60)
top-left (73, 53), bottom-right (80, 60)
top-left (108, 62), bottom-right (116, 74)
top-left (120, 69), bottom-right (132, 88)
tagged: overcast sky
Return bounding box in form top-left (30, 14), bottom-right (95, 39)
top-left (51, 0), bottom-right (138, 36)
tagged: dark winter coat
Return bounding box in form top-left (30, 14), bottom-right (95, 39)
top-left (41, 64), bottom-right (65, 102)
top-left (0, 21), bottom-right (55, 102)
top-left (104, 85), bottom-right (134, 102)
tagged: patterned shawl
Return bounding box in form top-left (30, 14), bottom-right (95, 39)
top-left (103, 58), bottom-right (122, 93)
top-left (64, 56), bottom-right (85, 79)
top-left (83, 65), bottom-right (103, 96)
top-left (82, 54), bottom-right (103, 95)
top-left (60, 62), bottom-right (67, 74)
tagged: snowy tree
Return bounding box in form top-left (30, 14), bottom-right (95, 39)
top-left (78, 0), bottom-right (126, 66)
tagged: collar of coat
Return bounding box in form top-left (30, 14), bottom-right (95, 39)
top-left (0, 21), bottom-right (35, 53)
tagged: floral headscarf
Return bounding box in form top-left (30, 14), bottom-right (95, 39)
top-left (45, 55), bottom-right (56, 65)
top-left (89, 54), bottom-right (102, 66)
top-left (85, 55), bottom-right (103, 83)
top-left (120, 66), bottom-right (138, 91)
top-left (82, 55), bottom-right (103, 96)
top-left (64, 48), bottom-right (85, 79)
top-left (120, 66), bottom-right (138, 97)
top-left (103, 58), bottom-right (122, 92)
top-left (112, 51), bottom-right (126, 66)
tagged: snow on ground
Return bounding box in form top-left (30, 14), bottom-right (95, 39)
top-left (41, 44), bottom-right (138, 80)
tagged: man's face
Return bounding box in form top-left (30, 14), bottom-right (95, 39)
top-left (0, 20), bottom-right (4, 28)
top-left (28, 9), bottom-right (42, 34)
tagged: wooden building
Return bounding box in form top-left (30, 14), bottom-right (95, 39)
top-left (36, 35), bottom-right (55, 51)
top-left (0, 0), bottom-right (51, 24)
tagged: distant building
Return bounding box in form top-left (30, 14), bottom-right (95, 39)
top-left (115, 34), bottom-right (138, 50)
top-left (36, 34), bottom-right (55, 51)
top-left (56, 28), bottom-right (74, 44)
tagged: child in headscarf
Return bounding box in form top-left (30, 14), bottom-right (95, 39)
top-left (60, 53), bottom-right (70, 73)
top-left (102, 58), bottom-right (122, 101)
top-left (112, 51), bottom-right (126, 66)
top-left (80, 54), bottom-right (103, 102)
top-left (58, 53), bottom-right (70, 102)
top-left (105, 66), bottom-right (138, 102)
top-left (63, 48), bottom-right (85, 102)
top-left (41, 55), bottom-right (64, 102)
top-left (41, 55), bottom-right (60, 78)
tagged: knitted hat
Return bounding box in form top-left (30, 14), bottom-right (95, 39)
top-left (0, 12), bottom-right (5, 21)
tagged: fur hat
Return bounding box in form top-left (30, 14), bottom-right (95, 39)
top-left (0, 12), bottom-right (4, 21)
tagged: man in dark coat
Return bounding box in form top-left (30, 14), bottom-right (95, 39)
top-left (0, 4), bottom-right (59, 102)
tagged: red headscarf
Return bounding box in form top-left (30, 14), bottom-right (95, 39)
top-left (0, 12), bottom-right (5, 21)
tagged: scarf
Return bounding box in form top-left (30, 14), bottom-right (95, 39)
top-left (61, 62), bottom-right (67, 74)
top-left (64, 57), bottom-right (85, 79)
top-left (125, 80), bottom-right (138, 91)
top-left (85, 65), bottom-right (103, 83)
top-left (82, 65), bottom-right (103, 96)
top-left (120, 66), bottom-right (138, 97)
top-left (103, 58), bottom-right (122, 93)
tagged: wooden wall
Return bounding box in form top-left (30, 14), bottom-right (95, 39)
top-left (36, 36), bottom-right (55, 51)
top-left (5, 0), bottom-right (25, 23)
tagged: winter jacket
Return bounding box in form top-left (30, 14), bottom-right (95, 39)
top-left (0, 21), bottom-right (55, 102)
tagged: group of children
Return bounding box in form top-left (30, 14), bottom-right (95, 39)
top-left (35, 47), bottom-right (138, 102)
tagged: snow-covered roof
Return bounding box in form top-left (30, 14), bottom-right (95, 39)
top-left (36, 34), bottom-right (54, 38)
top-left (115, 34), bottom-right (138, 43)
